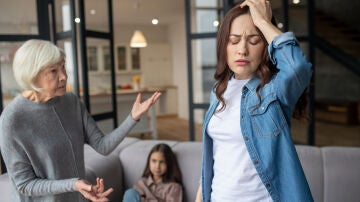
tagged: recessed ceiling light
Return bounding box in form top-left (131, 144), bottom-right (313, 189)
top-left (293, 0), bottom-right (300, 4)
top-left (75, 18), bottom-right (81, 23)
top-left (152, 18), bottom-right (159, 25)
top-left (277, 22), bottom-right (284, 29)
top-left (90, 9), bottom-right (96, 15)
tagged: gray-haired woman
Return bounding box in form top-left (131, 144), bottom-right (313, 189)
top-left (0, 39), bottom-right (161, 202)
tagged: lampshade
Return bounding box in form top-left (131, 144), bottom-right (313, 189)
top-left (130, 30), bottom-right (147, 48)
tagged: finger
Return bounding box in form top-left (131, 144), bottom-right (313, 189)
top-left (87, 184), bottom-right (93, 192)
top-left (80, 190), bottom-right (98, 201)
top-left (98, 178), bottom-right (105, 193)
top-left (153, 93), bottom-right (162, 104)
top-left (150, 92), bottom-right (162, 104)
top-left (136, 93), bottom-right (142, 103)
top-left (97, 188), bottom-right (114, 198)
top-left (94, 197), bottom-right (110, 202)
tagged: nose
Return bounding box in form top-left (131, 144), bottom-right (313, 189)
top-left (59, 68), bottom-right (68, 81)
top-left (236, 39), bottom-right (248, 56)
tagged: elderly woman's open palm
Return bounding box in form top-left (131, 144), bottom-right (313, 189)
top-left (131, 92), bottom-right (162, 121)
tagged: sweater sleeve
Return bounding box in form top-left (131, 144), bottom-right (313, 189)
top-left (0, 111), bottom-right (78, 196)
top-left (80, 99), bottom-right (137, 155)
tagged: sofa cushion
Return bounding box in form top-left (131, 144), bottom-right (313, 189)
top-left (172, 141), bottom-right (202, 202)
top-left (119, 140), bottom-right (179, 190)
top-left (322, 146), bottom-right (360, 202)
top-left (295, 145), bottom-right (323, 202)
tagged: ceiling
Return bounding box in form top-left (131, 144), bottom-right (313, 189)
top-left (0, 0), bottom-right (185, 26)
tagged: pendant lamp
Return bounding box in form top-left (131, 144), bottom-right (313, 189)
top-left (130, 30), bottom-right (147, 48)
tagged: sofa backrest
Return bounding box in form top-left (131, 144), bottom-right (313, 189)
top-left (172, 141), bottom-right (202, 202)
top-left (296, 145), bottom-right (360, 202)
top-left (295, 145), bottom-right (324, 202)
top-left (321, 147), bottom-right (360, 202)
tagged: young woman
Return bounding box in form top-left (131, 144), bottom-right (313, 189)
top-left (0, 39), bottom-right (161, 202)
top-left (123, 143), bottom-right (183, 202)
top-left (195, 0), bottom-right (313, 201)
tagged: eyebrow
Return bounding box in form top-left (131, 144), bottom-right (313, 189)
top-left (229, 34), bottom-right (261, 38)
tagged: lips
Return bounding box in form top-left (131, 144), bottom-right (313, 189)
top-left (235, 59), bottom-right (249, 66)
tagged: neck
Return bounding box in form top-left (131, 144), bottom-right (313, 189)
top-left (22, 90), bottom-right (53, 102)
top-left (152, 176), bottom-right (162, 183)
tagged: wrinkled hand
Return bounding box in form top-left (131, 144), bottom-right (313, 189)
top-left (240, 0), bottom-right (272, 27)
top-left (131, 91), bottom-right (162, 121)
top-left (75, 178), bottom-right (113, 202)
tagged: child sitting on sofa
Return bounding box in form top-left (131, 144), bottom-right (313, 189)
top-left (122, 143), bottom-right (183, 202)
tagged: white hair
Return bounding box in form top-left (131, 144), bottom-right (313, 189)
top-left (12, 39), bottom-right (65, 92)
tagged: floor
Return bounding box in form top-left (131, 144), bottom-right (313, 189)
top-left (137, 114), bottom-right (360, 147)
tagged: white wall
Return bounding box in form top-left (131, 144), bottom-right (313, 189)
top-left (168, 20), bottom-right (189, 120)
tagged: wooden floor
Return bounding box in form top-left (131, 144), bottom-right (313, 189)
top-left (138, 115), bottom-right (360, 147)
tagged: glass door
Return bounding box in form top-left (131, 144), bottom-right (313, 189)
top-left (185, 0), bottom-right (234, 140)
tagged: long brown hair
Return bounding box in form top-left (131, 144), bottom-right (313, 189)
top-left (142, 143), bottom-right (183, 185)
top-left (214, 5), bottom-right (308, 119)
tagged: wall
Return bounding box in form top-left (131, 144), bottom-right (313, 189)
top-left (89, 24), bottom-right (172, 88)
top-left (168, 20), bottom-right (189, 120)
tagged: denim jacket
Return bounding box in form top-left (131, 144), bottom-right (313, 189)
top-left (201, 32), bottom-right (314, 202)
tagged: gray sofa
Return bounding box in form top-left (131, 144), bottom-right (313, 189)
top-left (1, 137), bottom-right (360, 202)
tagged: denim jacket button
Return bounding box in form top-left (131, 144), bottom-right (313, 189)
top-left (266, 183), bottom-right (271, 187)
top-left (254, 160), bottom-right (259, 165)
top-left (244, 136), bottom-right (249, 141)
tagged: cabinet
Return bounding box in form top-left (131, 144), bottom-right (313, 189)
top-left (86, 44), bottom-right (141, 73)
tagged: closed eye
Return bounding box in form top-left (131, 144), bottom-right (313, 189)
top-left (248, 35), bottom-right (262, 45)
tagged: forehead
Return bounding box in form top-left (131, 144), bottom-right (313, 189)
top-left (150, 151), bottom-right (165, 159)
top-left (230, 14), bottom-right (259, 35)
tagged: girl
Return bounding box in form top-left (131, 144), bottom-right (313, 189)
top-left (123, 143), bottom-right (183, 202)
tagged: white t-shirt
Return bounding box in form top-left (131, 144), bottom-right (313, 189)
top-left (207, 78), bottom-right (272, 202)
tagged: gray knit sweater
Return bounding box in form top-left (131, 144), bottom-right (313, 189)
top-left (0, 92), bottom-right (137, 201)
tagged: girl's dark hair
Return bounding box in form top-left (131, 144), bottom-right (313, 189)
top-left (142, 143), bottom-right (183, 185)
top-left (214, 5), bottom-right (308, 119)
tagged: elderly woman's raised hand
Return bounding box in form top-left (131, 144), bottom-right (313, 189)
top-left (75, 178), bottom-right (113, 202)
top-left (131, 91), bottom-right (162, 121)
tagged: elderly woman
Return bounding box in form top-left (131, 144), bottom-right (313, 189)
top-left (0, 39), bottom-right (161, 202)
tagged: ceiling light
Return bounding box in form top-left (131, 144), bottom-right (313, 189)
top-left (277, 22), bottom-right (284, 29)
top-left (293, 0), bottom-right (300, 4)
top-left (130, 30), bottom-right (147, 48)
top-left (152, 18), bottom-right (159, 25)
top-left (90, 9), bottom-right (96, 15)
top-left (74, 18), bottom-right (81, 23)
top-left (213, 20), bottom-right (219, 27)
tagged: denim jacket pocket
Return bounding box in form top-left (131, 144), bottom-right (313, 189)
top-left (248, 93), bottom-right (287, 137)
